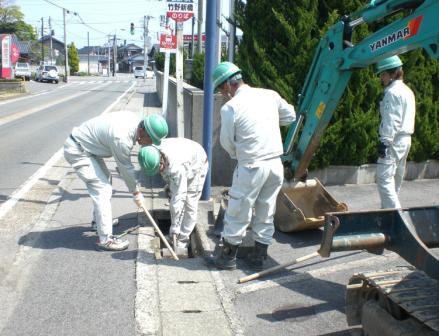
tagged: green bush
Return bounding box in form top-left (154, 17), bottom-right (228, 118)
top-left (235, 0), bottom-right (439, 168)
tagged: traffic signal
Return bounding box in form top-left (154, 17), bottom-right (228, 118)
top-left (130, 23), bottom-right (134, 35)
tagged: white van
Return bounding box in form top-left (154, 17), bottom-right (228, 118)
top-left (14, 62), bottom-right (31, 81)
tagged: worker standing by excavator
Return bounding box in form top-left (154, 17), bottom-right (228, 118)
top-left (375, 56), bottom-right (416, 209)
top-left (206, 62), bottom-right (296, 271)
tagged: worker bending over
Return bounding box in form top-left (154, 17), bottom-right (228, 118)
top-left (206, 62), bottom-right (296, 271)
top-left (64, 112), bottom-right (168, 251)
top-left (375, 55), bottom-right (415, 209)
top-left (138, 138), bottom-right (208, 248)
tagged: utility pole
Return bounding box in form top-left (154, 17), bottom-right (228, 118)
top-left (41, 17), bottom-right (44, 63)
top-left (228, 0), bottom-right (236, 62)
top-left (87, 32), bottom-right (90, 75)
top-left (197, 0), bottom-right (203, 54)
top-left (49, 17), bottom-right (53, 65)
top-left (63, 9), bottom-right (68, 82)
top-left (113, 34), bottom-right (116, 76)
top-left (190, 16), bottom-right (195, 58)
top-left (143, 15), bottom-right (152, 80)
top-left (107, 36), bottom-right (111, 77)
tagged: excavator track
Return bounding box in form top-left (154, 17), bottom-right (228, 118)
top-left (346, 267), bottom-right (439, 335)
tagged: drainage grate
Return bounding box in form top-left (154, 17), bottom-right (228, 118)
top-left (151, 209), bottom-right (198, 258)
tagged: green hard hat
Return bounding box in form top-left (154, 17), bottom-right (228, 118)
top-left (144, 114), bottom-right (168, 145)
top-left (138, 146), bottom-right (161, 176)
top-left (375, 55), bottom-right (403, 74)
top-left (212, 61), bottom-right (241, 89)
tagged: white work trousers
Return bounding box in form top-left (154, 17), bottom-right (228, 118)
top-left (64, 137), bottom-right (113, 241)
top-left (376, 135), bottom-right (411, 209)
top-left (223, 157), bottom-right (284, 246)
top-left (170, 162), bottom-right (209, 239)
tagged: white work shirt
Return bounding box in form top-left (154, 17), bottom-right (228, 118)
top-left (379, 80), bottom-right (415, 145)
top-left (220, 85), bottom-right (296, 165)
top-left (159, 138), bottom-right (207, 229)
top-left (71, 111), bottom-right (140, 193)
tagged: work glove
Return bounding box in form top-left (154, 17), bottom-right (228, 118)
top-left (377, 141), bottom-right (387, 158)
top-left (133, 192), bottom-right (145, 208)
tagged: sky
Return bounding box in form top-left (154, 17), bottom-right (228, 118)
top-left (15, 0), bottom-right (231, 49)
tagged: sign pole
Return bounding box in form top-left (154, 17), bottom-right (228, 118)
top-left (162, 51), bottom-right (170, 117)
top-left (176, 21), bottom-right (184, 137)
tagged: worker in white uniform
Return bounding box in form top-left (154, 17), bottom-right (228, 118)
top-left (63, 112), bottom-right (168, 251)
top-left (375, 55), bottom-right (416, 209)
top-left (206, 62), bottom-right (296, 271)
top-left (137, 138), bottom-right (208, 248)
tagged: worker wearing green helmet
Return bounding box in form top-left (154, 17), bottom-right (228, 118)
top-left (375, 55), bottom-right (416, 209)
top-left (138, 138), bottom-right (208, 249)
top-left (64, 111), bottom-right (168, 251)
top-left (206, 61), bottom-right (296, 272)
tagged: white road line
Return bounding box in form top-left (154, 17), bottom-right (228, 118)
top-left (0, 90), bottom-right (91, 127)
top-left (0, 149), bottom-right (64, 221)
top-left (0, 89), bottom-right (51, 106)
top-left (236, 252), bottom-right (400, 295)
top-left (0, 80), bottom-right (135, 220)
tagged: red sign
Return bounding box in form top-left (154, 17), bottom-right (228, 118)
top-left (166, 0), bottom-right (194, 23)
top-left (11, 43), bottom-right (20, 63)
top-left (183, 35), bottom-right (206, 42)
top-left (160, 34), bottom-right (177, 53)
top-left (166, 11), bottom-right (193, 22)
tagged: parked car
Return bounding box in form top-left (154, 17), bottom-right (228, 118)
top-left (133, 66), bottom-right (155, 79)
top-left (14, 62), bottom-right (31, 81)
top-left (35, 65), bottom-right (59, 84)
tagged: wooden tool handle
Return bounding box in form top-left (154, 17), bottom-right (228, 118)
top-left (238, 251), bottom-right (320, 284)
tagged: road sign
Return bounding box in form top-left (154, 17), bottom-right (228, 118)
top-left (166, 0), bottom-right (194, 23)
top-left (160, 34), bottom-right (177, 53)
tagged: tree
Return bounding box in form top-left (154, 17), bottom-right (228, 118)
top-left (235, 0), bottom-right (438, 169)
top-left (0, 1), bottom-right (36, 40)
top-left (68, 42), bottom-right (79, 74)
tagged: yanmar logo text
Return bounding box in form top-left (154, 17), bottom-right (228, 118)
top-left (369, 15), bottom-right (423, 52)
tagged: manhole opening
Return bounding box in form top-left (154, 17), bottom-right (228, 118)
top-left (151, 209), bottom-right (199, 258)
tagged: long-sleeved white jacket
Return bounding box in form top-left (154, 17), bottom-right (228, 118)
top-left (379, 79), bottom-right (416, 145)
top-left (220, 85), bottom-right (296, 165)
top-left (71, 111), bottom-right (140, 193)
top-left (159, 138), bottom-right (207, 230)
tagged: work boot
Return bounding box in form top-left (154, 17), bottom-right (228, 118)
top-left (205, 239), bottom-right (239, 270)
top-left (245, 241), bottom-right (268, 271)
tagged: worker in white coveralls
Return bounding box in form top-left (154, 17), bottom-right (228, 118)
top-left (375, 55), bottom-right (415, 209)
top-left (205, 62), bottom-right (296, 271)
top-left (63, 112), bottom-right (168, 251)
top-left (137, 138), bottom-right (208, 248)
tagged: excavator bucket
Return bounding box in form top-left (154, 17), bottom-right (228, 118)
top-left (274, 178), bottom-right (347, 232)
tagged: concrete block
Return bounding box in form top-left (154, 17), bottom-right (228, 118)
top-left (159, 282), bottom-right (222, 312)
top-left (161, 311), bottom-right (233, 336)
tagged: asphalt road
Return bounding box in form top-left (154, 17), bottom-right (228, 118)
top-left (0, 75), bottom-right (135, 204)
